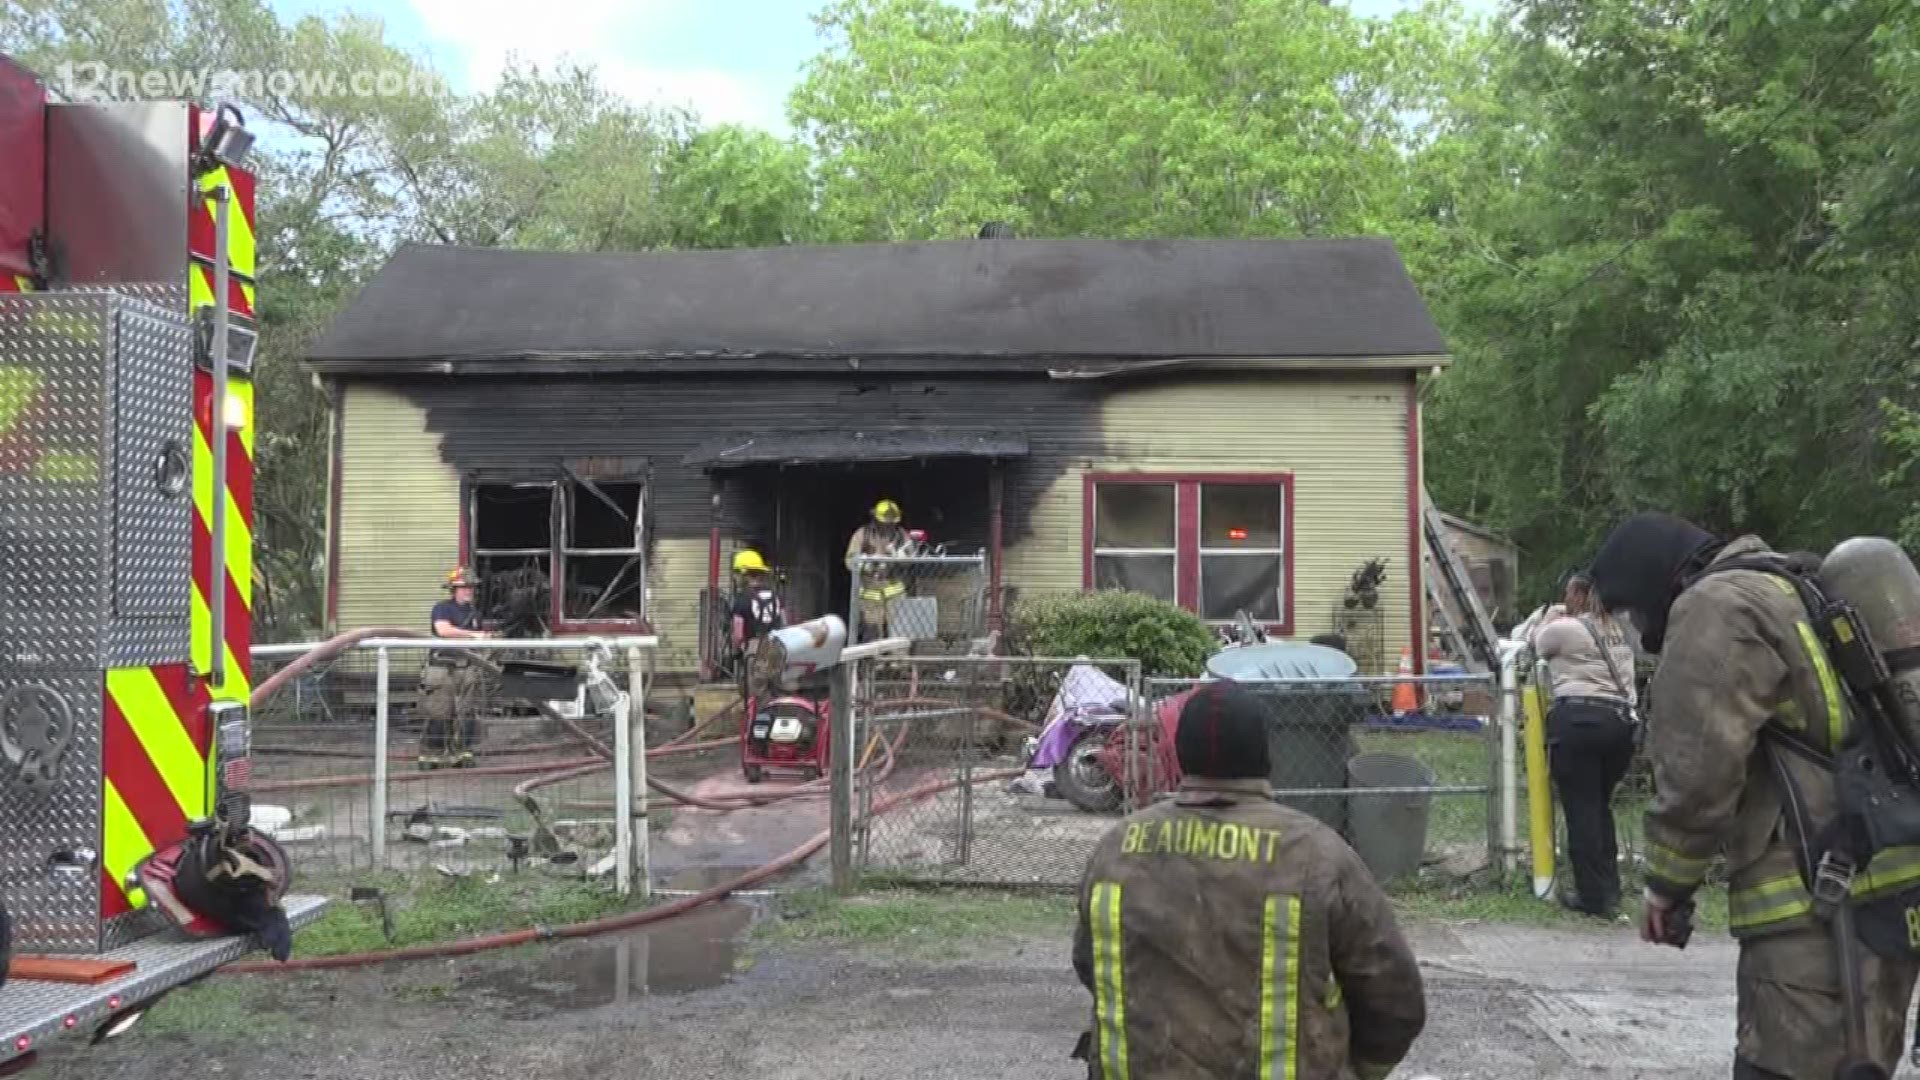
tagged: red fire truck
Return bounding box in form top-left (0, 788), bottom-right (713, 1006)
top-left (0, 57), bottom-right (324, 1072)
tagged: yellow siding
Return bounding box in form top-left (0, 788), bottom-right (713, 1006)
top-left (1003, 374), bottom-right (1413, 671)
top-left (335, 385), bottom-right (461, 635)
top-left (649, 538), bottom-right (710, 673)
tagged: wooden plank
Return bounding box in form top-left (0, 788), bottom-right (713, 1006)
top-left (7, 955), bottom-right (137, 985)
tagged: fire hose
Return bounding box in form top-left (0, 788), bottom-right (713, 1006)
top-left (232, 634), bottom-right (1026, 971)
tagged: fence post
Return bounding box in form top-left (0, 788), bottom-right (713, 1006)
top-left (1498, 655), bottom-right (1519, 877)
top-left (628, 645), bottom-right (651, 900)
top-left (372, 645), bottom-right (390, 869)
top-left (613, 682), bottom-right (633, 899)
top-left (830, 654), bottom-right (856, 895)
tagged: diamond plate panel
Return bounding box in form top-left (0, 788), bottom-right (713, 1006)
top-left (0, 894), bottom-right (329, 1066)
top-left (107, 299), bottom-right (192, 665)
top-left (0, 669), bottom-right (104, 954)
top-left (0, 293), bottom-right (111, 672)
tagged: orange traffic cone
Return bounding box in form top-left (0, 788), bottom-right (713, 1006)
top-left (1391, 649), bottom-right (1418, 716)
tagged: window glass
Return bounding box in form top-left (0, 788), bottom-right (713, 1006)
top-left (1094, 483), bottom-right (1176, 550)
top-left (1200, 484), bottom-right (1284, 549)
top-left (1200, 554), bottom-right (1282, 621)
top-left (1094, 554), bottom-right (1176, 603)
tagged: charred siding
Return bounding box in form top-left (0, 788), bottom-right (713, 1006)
top-left (395, 374), bottom-right (1106, 545)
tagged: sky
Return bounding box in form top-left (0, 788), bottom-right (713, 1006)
top-left (266, 0), bottom-right (1495, 135)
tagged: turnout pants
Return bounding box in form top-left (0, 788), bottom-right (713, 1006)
top-left (418, 660), bottom-right (480, 754)
top-left (1732, 927), bottom-right (1918, 1079)
top-left (1546, 697), bottom-right (1635, 913)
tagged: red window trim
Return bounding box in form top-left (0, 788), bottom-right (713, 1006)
top-left (1082, 471), bottom-right (1296, 635)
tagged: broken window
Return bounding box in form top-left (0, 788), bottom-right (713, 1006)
top-left (561, 479), bottom-right (644, 621)
top-left (470, 482), bottom-right (557, 634)
top-left (468, 477), bottom-right (646, 628)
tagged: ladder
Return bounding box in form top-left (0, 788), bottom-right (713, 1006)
top-left (1421, 488), bottom-right (1499, 672)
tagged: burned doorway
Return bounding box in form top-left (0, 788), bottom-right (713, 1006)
top-left (688, 429), bottom-right (1029, 629)
top-left (743, 459), bottom-right (993, 622)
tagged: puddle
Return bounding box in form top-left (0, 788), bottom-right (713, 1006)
top-left (658, 864), bottom-right (767, 893)
top-left (465, 901), bottom-right (755, 1014)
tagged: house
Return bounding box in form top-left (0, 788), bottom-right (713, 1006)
top-left (1437, 512), bottom-right (1520, 632)
top-left (305, 236), bottom-right (1452, 678)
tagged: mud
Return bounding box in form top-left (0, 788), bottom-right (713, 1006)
top-left (52, 918), bottom-right (1920, 1080)
top-left (461, 902), bottom-right (754, 1015)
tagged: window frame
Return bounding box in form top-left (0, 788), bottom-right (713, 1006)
top-left (1081, 472), bottom-right (1294, 634)
top-left (463, 472), bottom-right (649, 633)
top-left (1088, 479), bottom-right (1181, 605)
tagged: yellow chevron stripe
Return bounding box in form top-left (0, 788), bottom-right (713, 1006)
top-left (190, 581), bottom-right (249, 695)
top-left (106, 667), bottom-right (207, 820)
top-left (102, 781), bottom-right (152, 910)
top-left (198, 167), bottom-right (256, 278)
top-left (192, 418), bottom-right (254, 577)
top-left (231, 379), bottom-right (255, 458)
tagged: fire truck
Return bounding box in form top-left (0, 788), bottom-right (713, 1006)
top-left (0, 58), bottom-right (325, 1072)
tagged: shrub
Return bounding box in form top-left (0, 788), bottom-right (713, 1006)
top-left (1008, 590), bottom-right (1217, 679)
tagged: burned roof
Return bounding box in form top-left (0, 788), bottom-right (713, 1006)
top-left (306, 236), bottom-right (1448, 374)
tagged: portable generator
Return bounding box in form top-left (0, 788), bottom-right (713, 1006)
top-left (739, 616), bottom-right (846, 784)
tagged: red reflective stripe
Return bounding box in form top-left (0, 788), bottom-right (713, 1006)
top-left (101, 867), bottom-right (132, 917)
top-left (152, 664), bottom-right (209, 757)
top-left (103, 694), bottom-right (189, 845)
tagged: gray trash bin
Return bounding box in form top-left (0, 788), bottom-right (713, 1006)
top-left (1346, 752), bottom-right (1436, 884)
top-left (1207, 643), bottom-right (1359, 837)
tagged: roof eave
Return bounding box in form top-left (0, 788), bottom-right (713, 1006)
top-left (304, 352), bottom-right (1455, 379)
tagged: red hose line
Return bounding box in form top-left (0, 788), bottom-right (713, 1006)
top-left (226, 759), bottom-right (1017, 974)
top-left (249, 628), bottom-right (427, 713)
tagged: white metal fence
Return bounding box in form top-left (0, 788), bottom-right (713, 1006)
top-left (249, 636), bottom-right (655, 897)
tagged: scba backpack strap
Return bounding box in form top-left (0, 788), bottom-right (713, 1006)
top-left (1694, 555), bottom-right (1920, 963)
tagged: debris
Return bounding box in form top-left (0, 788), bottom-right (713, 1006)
top-left (252, 804), bottom-right (294, 832)
top-left (433, 864), bottom-right (470, 878)
top-left (265, 825), bottom-right (328, 843)
top-left (588, 853), bottom-right (617, 878)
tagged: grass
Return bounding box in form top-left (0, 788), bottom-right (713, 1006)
top-left (756, 886), bottom-right (1076, 958)
top-left (1390, 872), bottom-right (1730, 931)
top-left (136, 977), bottom-right (298, 1040)
top-left (293, 868), bottom-right (640, 957)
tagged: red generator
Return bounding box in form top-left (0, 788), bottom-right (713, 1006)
top-left (741, 690), bottom-right (831, 783)
top-left (738, 616), bottom-right (847, 784)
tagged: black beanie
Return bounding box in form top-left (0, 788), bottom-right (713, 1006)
top-left (1176, 680), bottom-right (1273, 780)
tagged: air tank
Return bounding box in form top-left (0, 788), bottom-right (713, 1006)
top-left (1820, 537), bottom-right (1920, 751)
top-left (759, 615), bottom-right (849, 692)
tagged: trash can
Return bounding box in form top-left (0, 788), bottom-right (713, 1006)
top-left (1207, 643), bottom-right (1360, 837)
top-left (1346, 752), bottom-right (1436, 884)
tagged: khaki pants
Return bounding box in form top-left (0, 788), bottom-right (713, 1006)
top-left (418, 662), bottom-right (480, 754)
top-left (1735, 926), bottom-right (1919, 1078)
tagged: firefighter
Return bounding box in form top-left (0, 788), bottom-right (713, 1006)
top-left (1588, 512), bottom-right (1920, 1080)
top-left (730, 548), bottom-right (786, 664)
top-left (1071, 679), bottom-right (1426, 1080)
top-left (419, 566), bottom-right (492, 769)
top-left (845, 498), bottom-right (911, 640)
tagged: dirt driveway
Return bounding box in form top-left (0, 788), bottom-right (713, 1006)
top-left (44, 909), bottom-right (1920, 1080)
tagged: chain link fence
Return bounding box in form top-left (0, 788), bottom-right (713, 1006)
top-left (249, 640), bottom-right (651, 888)
top-left (846, 656), bottom-right (1141, 886)
top-left (847, 555), bottom-right (988, 648)
top-left (839, 655), bottom-right (1498, 889)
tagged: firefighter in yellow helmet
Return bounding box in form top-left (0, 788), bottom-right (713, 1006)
top-left (846, 499), bottom-right (911, 641)
top-left (730, 548), bottom-right (786, 652)
top-left (419, 566), bottom-right (492, 769)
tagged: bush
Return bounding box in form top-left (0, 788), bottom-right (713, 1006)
top-left (1008, 591), bottom-right (1218, 679)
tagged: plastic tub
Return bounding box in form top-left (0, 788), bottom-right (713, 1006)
top-left (1346, 752), bottom-right (1437, 883)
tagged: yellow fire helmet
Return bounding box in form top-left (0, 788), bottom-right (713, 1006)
top-left (732, 548), bottom-right (771, 574)
top-left (872, 499), bottom-right (902, 524)
top-left (444, 566), bottom-right (478, 589)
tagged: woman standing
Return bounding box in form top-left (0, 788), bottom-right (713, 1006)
top-left (1531, 571), bottom-right (1639, 917)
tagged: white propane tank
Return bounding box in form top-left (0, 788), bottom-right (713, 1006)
top-left (763, 615), bottom-right (848, 692)
top-left (1821, 537), bottom-right (1920, 751)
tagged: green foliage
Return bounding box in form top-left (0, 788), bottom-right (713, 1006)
top-left (1008, 590), bottom-right (1216, 678)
